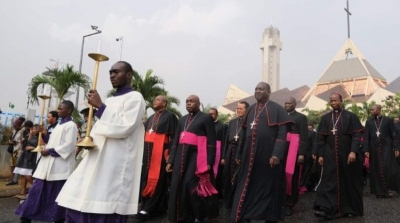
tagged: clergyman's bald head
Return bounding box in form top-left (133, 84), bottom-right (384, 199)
top-left (186, 94), bottom-right (200, 113)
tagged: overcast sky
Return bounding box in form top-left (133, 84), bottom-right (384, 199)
top-left (1, 0), bottom-right (399, 117)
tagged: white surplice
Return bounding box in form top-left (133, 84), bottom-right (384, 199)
top-left (33, 120), bottom-right (78, 181)
top-left (56, 91), bottom-right (146, 215)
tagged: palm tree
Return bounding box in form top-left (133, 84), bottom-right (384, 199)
top-left (27, 64), bottom-right (91, 121)
top-left (359, 101), bottom-right (375, 122)
top-left (108, 69), bottom-right (181, 117)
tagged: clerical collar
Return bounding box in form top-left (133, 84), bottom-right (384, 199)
top-left (287, 110), bottom-right (295, 116)
top-left (375, 115), bottom-right (382, 119)
top-left (258, 100), bottom-right (269, 106)
top-left (156, 109), bottom-right (165, 115)
top-left (214, 120), bottom-right (218, 123)
top-left (60, 116), bottom-right (72, 125)
top-left (113, 85), bottom-right (133, 97)
top-left (189, 110), bottom-right (200, 116)
top-left (47, 122), bottom-right (58, 130)
top-left (334, 108), bottom-right (343, 113)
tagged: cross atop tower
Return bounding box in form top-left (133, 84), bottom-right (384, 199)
top-left (344, 0), bottom-right (352, 39)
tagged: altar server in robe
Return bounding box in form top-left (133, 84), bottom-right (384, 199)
top-left (15, 100), bottom-right (78, 223)
top-left (166, 95), bottom-right (218, 223)
top-left (134, 95), bottom-right (178, 221)
top-left (363, 104), bottom-right (400, 198)
top-left (56, 61), bottom-right (146, 223)
top-left (313, 93), bottom-right (364, 220)
top-left (231, 82), bottom-right (291, 223)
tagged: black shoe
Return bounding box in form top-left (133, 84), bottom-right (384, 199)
top-left (20, 217), bottom-right (31, 223)
top-left (285, 206), bottom-right (293, 216)
top-left (133, 213), bottom-right (149, 221)
top-left (6, 181), bottom-right (18, 186)
top-left (314, 210), bottom-right (333, 220)
top-left (344, 213), bottom-right (355, 218)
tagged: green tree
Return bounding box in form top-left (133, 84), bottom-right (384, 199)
top-left (347, 103), bottom-right (361, 118)
top-left (108, 69), bottom-right (181, 118)
top-left (358, 101), bottom-right (375, 122)
top-left (27, 64), bottom-right (91, 121)
top-left (301, 108), bottom-right (327, 128)
top-left (382, 94), bottom-right (400, 118)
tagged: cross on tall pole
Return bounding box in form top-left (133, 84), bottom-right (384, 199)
top-left (344, 0), bottom-right (352, 39)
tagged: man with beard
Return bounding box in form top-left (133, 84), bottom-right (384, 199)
top-left (231, 82), bottom-right (291, 223)
top-left (313, 93), bottom-right (364, 220)
top-left (208, 108), bottom-right (228, 199)
top-left (283, 97), bottom-right (308, 216)
top-left (166, 95), bottom-right (218, 223)
top-left (221, 101), bottom-right (249, 209)
top-left (135, 95), bottom-right (178, 221)
top-left (363, 104), bottom-right (400, 198)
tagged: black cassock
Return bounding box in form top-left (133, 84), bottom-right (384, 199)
top-left (140, 110), bottom-right (178, 215)
top-left (395, 122), bottom-right (400, 167)
top-left (314, 109), bottom-right (364, 217)
top-left (168, 111), bottom-right (218, 223)
top-left (285, 111), bottom-right (308, 206)
top-left (301, 130), bottom-right (317, 190)
top-left (231, 101), bottom-right (290, 222)
top-left (363, 116), bottom-right (400, 196)
top-left (214, 120), bottom-right (228, 198)
top-left (221, 117), bottom-right (243, 208)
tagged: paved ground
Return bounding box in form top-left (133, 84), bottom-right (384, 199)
top-left (1, 186), bottom-right (400, 223)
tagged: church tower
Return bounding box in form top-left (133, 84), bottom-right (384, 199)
top-left (260, 26), bottom-right (282, 92)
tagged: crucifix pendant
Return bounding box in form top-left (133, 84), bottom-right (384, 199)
top-left (250, 121), bottom-right (256, 129)
top-left (181, 132), bottom-right (185, 140)
top-left (149, 128), bottom-right (154, 135)
top-left (376, 131), bottom-right (381, 137)
top-left (234, 135), bottom-right (239, 141)
top-left (331, 128), bottom-right (337, 135)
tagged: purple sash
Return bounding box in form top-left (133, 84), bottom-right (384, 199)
top-left (179, 131), bottom-right (218, 197)
top-left (286, 132), bottom-right (299, 195)
top-left (213, 140), bottom-right (222, 178)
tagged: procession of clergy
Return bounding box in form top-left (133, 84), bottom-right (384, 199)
top-left (13, 60), bottom-right (400, 223)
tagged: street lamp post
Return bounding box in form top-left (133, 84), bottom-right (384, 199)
top-left (75, 25), bottom-right (102, 110)
top-left (116, 37), bottom-right (123, 60)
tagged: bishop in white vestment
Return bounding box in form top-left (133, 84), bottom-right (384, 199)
top-left (56, 61), bottom-right (146, 223)
top-left (15, 100), bottom-right (78, 223)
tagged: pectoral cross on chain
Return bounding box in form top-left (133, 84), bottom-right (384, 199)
top-left (149, 128), bottom-right (154, 135)
top-left (331, 128), bottom-right (337, 135)
top-left (376, 131), bottom-right (381, 137)
top-left (250, 121), bottom-right (256, 129)
top-left (181, 132), bottom-right (185, 140)
top-left (234, 135), bottom-right (239, 141)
